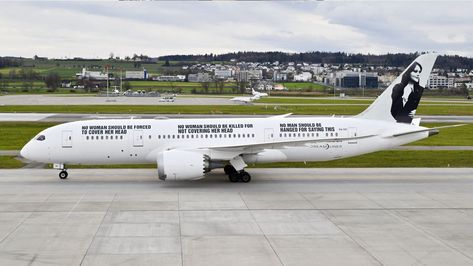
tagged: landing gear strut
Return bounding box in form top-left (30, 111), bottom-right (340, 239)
top-left (224, 165), bottom-right (251, 183)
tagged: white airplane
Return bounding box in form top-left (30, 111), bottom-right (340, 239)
top-left (229, 95), bottom-right (260, 103)
top-left (21, 53), bottom-right (460, 182)
top-left (229, 88), bottom-right (268, 103)
top-left (252, 88), bottom-right (268, 97)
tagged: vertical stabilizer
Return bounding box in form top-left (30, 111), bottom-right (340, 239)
top-left (357, 53), bottom-right (438, 123)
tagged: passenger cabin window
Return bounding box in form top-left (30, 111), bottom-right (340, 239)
top-left (36, 135), bottom-right (46, 141)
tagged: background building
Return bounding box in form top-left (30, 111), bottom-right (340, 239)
top-left (125, 69), bottom-right (147, 80)
top-left (428, 74), bottom-right (454, 89)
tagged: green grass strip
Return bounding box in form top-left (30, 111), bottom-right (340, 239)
top-left (0, 122), bottom-right (58, 150)
top-left (250, 150), bottom-right (473, 168)
top-left (0, 156), bottom-right (25, 168)
top-left (2, 104), bottom-right (473, 115)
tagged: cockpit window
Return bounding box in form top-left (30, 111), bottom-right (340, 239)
top-left (36, 135), bottom-right (46, 141)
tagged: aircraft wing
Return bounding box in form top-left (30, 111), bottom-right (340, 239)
top-left (205, 133), bottom-right (377, 158)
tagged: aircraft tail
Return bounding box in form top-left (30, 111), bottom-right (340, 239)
top-left (357, 53), bottom-right (438, 124)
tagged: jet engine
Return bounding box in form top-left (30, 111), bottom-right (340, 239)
top-left (157, 150), bottom-right (209, 181)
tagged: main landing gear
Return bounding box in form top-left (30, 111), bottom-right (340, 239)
top-left (224, 165), bottom-right (251, 183)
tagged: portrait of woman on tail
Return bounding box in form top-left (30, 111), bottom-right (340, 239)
top-left (390, 62), bottom-right (424, 123)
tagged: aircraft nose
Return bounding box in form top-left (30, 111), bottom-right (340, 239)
top-left (20, 143), bottom-right (32, 160)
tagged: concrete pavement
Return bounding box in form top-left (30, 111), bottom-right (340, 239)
top-left (0, 168), bottom-right (473, 265)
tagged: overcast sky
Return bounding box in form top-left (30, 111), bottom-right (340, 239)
top-left (0, 1), bottom-right (472, 58)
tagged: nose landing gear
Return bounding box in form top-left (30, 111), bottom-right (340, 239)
top-left (54, 163), bottom-right (68, 180)
top-left (59, 170), bottom-right (68, 179)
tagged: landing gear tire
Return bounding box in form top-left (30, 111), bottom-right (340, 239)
top-left (229, 173), bottom-right (240, 183)
top-left (239, 171), bottom-right (251, 183)
top-left (59, 170), bottom-right (68, 180)
top-left (224, 165), bottom-right (237, 175)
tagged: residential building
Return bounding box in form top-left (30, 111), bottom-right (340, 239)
top-left (428, 74), bottom-right (454, 89)
top-left (236, 70), bottom-right (262, 82)
top-left (293, 72), bottom-right (313, 82)
top-left (187, 73), bottom-right (211, 82)
top-left (330, 71), bottom-right (378, 88)
top-left (214, 69), bottom-right (233, 79)
top-left (273, 71), bottom-right (288, 82)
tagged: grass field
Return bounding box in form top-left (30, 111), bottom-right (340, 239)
top-left (281, 82), bottom-right (328, 90)
top-left (0, 122), bottom-right (58, 150)
top-left (256, 98), bottom-right (374, 104)
top-left (2, 104), bottom-right (473, 115)
top-left (0, 156), bottom-right (25, 168)
top-left (256, 97), bottom-right (473, 105)
top-left (251, 150), bottom-right (473, 168)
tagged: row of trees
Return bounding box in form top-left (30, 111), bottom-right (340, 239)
top-left (159, 51), bottom-right (473, 70)
top-left (0, 69), bottom-right (61, 92)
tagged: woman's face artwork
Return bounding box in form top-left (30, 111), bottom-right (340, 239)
top-left (410, 64), bottom-right (421, 83)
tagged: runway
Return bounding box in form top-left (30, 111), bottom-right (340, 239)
top-left (1, 112), bottom-right (473, 123)
top-left (1, 168), bottom-right (473, 265)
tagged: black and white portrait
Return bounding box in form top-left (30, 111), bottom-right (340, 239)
top-left (390, 62), bottom-right (424, 123)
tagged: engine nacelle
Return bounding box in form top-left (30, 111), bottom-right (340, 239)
top-left (157, 150), bottom-right (208, 181)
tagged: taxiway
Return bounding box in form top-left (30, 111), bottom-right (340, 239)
top-left (0, 168), bottom-right (472, 265)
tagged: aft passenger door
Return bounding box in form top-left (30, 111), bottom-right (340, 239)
top-left (133, 130), bottom-right (144, 147)
top-left (61, 130), bottom-right (72, 148)
top-left (348, 127), bottom-right (358, 144)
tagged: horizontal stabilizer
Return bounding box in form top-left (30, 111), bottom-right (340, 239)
top-left (389, 124), bottom-right (466, 138)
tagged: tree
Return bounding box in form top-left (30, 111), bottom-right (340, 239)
top-left (202, 82), bottom-right (210, 94)
top-left (0, 80), bottom-right (8, 92)
top-left (8, 70), bottom-right (17, 80)
top-left (21, 81), bottom-right (33, 92)
top-left (164, 59), bottom-right (170, 67)
top-left (460, 83), bottom-right (469, 97)
top-left (123, 81), bottom-right (132, 91)
top-left (44, 72), bottom-right (61, 92)
top-left (238, 81), bottom-right (248, 94)
top-left (215, 80), bottom-right (224, 94)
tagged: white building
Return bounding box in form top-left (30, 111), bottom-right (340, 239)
top-left (236, 70), bottom-right (262, 82)
top-left (155, 75), bottom-right (186, 82)
top-left (125, 70), bottom-right (147, 80)
top-left (273, 71), bottom-right (288, 82)
top-left (76, 68), bottom-right (108, 80)
top-left (188, 73), bottom-right (211, 82)
top-left (293, 72), bottom-right (313, 82)
top-left (214, 69), bottom-right (233, 79)
top-left (428, 74), bottom-right (454, 89)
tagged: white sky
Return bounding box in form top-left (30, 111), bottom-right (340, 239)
top-left (0, 1), bottom-right (472, 58)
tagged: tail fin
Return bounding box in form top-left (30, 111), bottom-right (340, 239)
top-left (357, 53), bottom-right (438, 124)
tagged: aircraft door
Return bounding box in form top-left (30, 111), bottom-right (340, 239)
top-left (348, 127), bottom-right (358, 144)
top-left (61, 130), bottom-right (72, 148)
top-left (264, 128), bottom-right (274, 142)
top-left (133, 130), bottom-right (144, 147)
